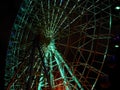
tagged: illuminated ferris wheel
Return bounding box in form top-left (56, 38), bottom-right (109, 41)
top-left (5, 0), bottom-right (112, 90)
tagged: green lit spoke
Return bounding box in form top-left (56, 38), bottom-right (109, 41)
top-left (37, 41), bottom-right (84, 90)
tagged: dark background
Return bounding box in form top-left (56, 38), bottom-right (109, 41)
top-left (0, 0), bottom-right (120, 90)
top-left (0, 0), bottom-right (22, 89)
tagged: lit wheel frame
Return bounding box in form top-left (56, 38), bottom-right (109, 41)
top-left (5, 0), bottom-right (112, 90)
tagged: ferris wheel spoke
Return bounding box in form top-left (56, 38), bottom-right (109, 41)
top-left (54, 0), bottom-right (109, 40)
top-left (53, 49), bottom-right (83, 89)
top-left (56, 42), bottom-right (107, 58)
top-left (53, 0), bottom-right (91, 34)
top-left (54, 12), bottom-right (95, 40)
top-left (59, 0), bottom-right (101, 31)
top-left (49, 0), bottom-right (57, 34)
top-left (52, 0), bottom-right (70, 33)
top-left (50, 0), bottom-right (65, 32)
top-left (40, 1), bottom-right (47, 30)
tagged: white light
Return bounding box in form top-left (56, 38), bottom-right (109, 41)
top-left (115, 6), bottom-right (120, 10)
top-left (115, 44), bottom-right (119, 48)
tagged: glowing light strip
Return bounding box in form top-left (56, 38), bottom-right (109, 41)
top-left (54, 53), bottom-right (70, 90)
top-left (52, 0), bottom-right (64, 33)
top-left (49, 0), bottom-right (56, 34)
top-left (46, 42), bottom-right (83, 89)
top-left (47, 0), bottom-right (50, 32)
top-left (53, 0), bottom-right (88, 33)
top-left (54, 50), bottom-right (84, 90)
top-left (61, 1), bottom-right (92, 30)
top-left (52, 0), bottom-right (70, 33)
top-left (46, 41), bottom-right (70, 89)
top-left (49, 50), bottom-right (55, 87)
top-left (40, 1), bottom-right (47, 31)
top-left (53, 0), bottom-right (76, 33)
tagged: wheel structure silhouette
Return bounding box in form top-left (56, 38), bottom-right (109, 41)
top-left (5, 0), bottom-right (112, 90)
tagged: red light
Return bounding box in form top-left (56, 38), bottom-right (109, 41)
top-left (55, 86), bottom-right (65, 90)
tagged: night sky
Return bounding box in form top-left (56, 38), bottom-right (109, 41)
top-left (0, 0), bottom-right (120, 90)
top-left (0, 0), bottom-right (22, 89)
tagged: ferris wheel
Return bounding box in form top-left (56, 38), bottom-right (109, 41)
top-left (5, 0), bottom-right (112, 90)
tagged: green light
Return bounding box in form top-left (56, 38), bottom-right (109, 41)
top-left (115, 44), bottom-right (119, 48)
top-left (115, 6), bottom-right (120, 10)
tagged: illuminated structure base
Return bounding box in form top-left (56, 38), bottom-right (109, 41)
top-left (6, 38), bottom-right (83, 90)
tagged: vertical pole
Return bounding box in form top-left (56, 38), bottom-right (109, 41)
top-left (35, 35), bottom-right (52, 90)
top-left (37, 45), bottom-right (52, 90)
